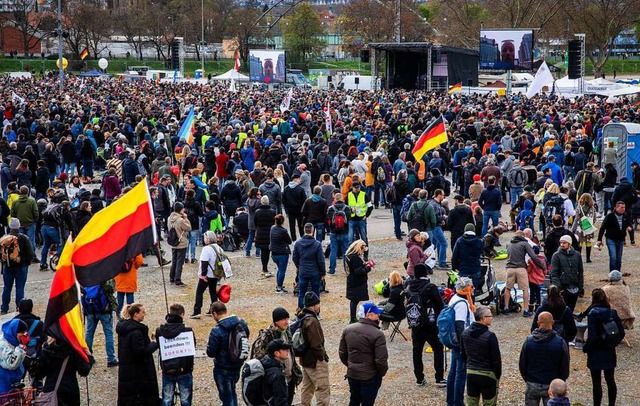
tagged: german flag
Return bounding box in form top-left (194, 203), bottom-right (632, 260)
top-left (44, 237), bottom-right (89, 362)
top-left (72, 180), bottom-right (157, 287)
top-left (412, 116), bottom-right (448, 160)
top-left (448, 82), bottom-right (462, 94)
top-left (80, 48), bottom-right (88, 60)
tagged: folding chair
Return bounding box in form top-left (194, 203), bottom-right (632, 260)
top-left (388, 319), bottom-right (408, 342)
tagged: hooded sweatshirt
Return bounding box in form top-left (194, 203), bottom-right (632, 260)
top-left (519, 328), bottom-right (569, 385)
top-left (507, 235), bottom-right (544, 269)
top-left (452, 232), bottom-right (483, 277)
top-left (155, 314), bottom-right (195, 375)
top-left (0, 320), bottom-right (26, 392)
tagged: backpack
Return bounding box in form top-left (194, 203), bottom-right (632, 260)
top-left (25, 320), bottom-right (42, 357)
top-left (289, 314), bottom-right (311, 356)
top-left (329, 207), bottom-right (347, 232)
top-left (511, 167), bottom-right (527, 188)
top-left (408, 202), bottom-right (426, 231)
top-left (437, 299), bottom-right (469, 349)
top-left (443, 178), bottom-right (451, 196)
top-left (242, 358), bottom-right (269, 406)
top-left (400, 197), bottom-right (412, 222)
top-left (385, 184), bottom-right (398, 204)
top-left (228, 323), bottom-right (250, 363)
top-left (376, 165), bottom-right (386, 182)
top-left (8, 155), bottom-right (21, 175)
top-left (222, 231), bottom-right (238, 252)
top-left (405, 284), bottom-right (436, 329)
top-left (81, 285), bottom-right (109, 313)
top-left (211, 243), bottom-right (231, 278)
top-left (136, 154), bottom-right (147, 176)
top-left (42, 203), bottom-right (62, 225)
top-left (599, 309), bottom-right (622, 348)
top-left (543, 195), bottom-right (565, 225)
top-left (167, 227), bottom-right (181, 247)
top-left (0, 234), bottom-right (21, 266)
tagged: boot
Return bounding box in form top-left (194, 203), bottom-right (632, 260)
top-left (586, 246), bottom-right (592, 263)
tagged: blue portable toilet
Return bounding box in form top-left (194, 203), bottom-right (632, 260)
top-left (602, 122), bottom-right (640, 182)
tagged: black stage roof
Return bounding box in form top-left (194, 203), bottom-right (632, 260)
top-left (367, 42), bottom-right (479, 57)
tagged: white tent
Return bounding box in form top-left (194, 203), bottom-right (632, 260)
top-left (211, 69), bottom-right (250, 82)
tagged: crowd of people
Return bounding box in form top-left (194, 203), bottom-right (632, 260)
top-left (0, 75), bottom-right (636, 405)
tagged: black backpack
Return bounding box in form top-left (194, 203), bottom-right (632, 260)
top-left (511, 167), bottom-right (527, 188)
top-left (405, 284), bottom-right (436, 329)
top-left (544, 195), bottom-right (565, 225)
top-left (166, 227), bottom-right (180, 247)
top-left (228, 323), bottom-right (250, 363)
top-left (408, 202), bottom-right (426, 231)
top-left (599, 309), bottom-right (622, 348)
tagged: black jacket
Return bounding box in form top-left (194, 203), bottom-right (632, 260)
top-left (261, 355), bottom-right (288, 406)
top-left (544, 227), bottom-right (580, 262)
top-left (301, 196), bottom-right (328, 224)
top-left (116, 319), bottom-right (159, 405)
top-left (220, 180), bottom-right (243, 213)
top-left (326, 201), bottom-right (351, 235)
top-left (254, 205), bottom-right (276, 249)
top-left (392, 179), bottom-right (412, 205)
top-left (550, 247), bottom-right (584, 291)
top-left (519, 328), bottom-right (570, 385)
top-left (447, 204), bottom-right (474, 237)
top-left (155, 314), bottom-right (195, 376)
top-left (283, 182), bottom-right (307, 211)
top-left (345, 254), bottom-right (371, 301)
top-left (597, 211), bottom-right (633, 242)
top-left (531, 302), bottom-right (577, 343)
top-left (460, 322), bottom-right (502, 379)
top-left (36, 341), bottom-right (93, 406)
top-left (583, 305), bottom-right (625, 370)
top-left (405, 277), bottom-right (444, 328)
top-left (269, 225), bottom-right (292, 255)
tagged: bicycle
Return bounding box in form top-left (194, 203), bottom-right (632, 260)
top-left (0, 383), bottom-right (37, 406)
top-left (48, 243), bottom-right (59, 272)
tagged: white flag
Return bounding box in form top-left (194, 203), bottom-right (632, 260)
top-left (526, 61), bottom-right (555, 98)
top-left (325, 102), bottom-right (332, 135)
top-left (279, 88), bottom-right (293, 113)
top-left (11, 91), bottom-right (24, 105)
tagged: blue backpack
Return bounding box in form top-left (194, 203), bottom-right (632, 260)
top-left (81, 285), bottom-right (109, 313)
top-left (400, 197), bottom-right (413, 222)
top-left (437, 300), bottom-right (469, 349)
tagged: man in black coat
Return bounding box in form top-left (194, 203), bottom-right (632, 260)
top-left (283, 174), bottom-right (307, 240)
top-left (519, 311), bottom-right (570, 406)
top-left (262, 339), bottom-right (292, 406)
top-left (447, 195), bottom-right (475, 250)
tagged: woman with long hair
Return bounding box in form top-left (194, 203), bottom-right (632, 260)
top-left (405, 229), bottom-right (430, 277)
top-left (583, 288), bottom-right (625, 406)
top-left (270, 214), bottom-right (292, 293)
top-left (345, 239), bottom-right (374, 323)
top-left (74, 201), bottom-right (92, 234)
top-left (572, 193), bottom-right (597, 262)
top-left (530, 285), bottom-right (577, 344)
top-left (380, 271), bottom-right (406, 328)
top-left (67, 175), bottom-right (83, 199)
top-left (116, 303), bottom-right (159, 405)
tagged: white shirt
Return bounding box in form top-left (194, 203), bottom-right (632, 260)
top-left (199, 245), bottom-right (218, 278)
top-left (448, 294), bottom-right (474, 327)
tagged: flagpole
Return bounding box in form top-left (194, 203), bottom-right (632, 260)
top-left (85, 376), bottom-right (90, 405)
top-left (156, 244), bottom-right (170, 314)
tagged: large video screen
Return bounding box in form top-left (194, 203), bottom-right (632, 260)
top-left (249, 50), bottom-right (286, 83)
top-left (480, 29), bottom-right (533, 70)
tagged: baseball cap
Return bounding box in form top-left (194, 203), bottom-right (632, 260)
top-left (361, 302), bottom-right (383, 315)
top-left (267, 339), bottom-right (292, 355)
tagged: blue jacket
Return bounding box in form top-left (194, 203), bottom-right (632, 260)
top-left (452, 233), bottom-right (483, 277)
top-left (519, 328), bottom-right (569, 385)
top-left (292, 235), bottom-right (326, 278)
top-left (549, 145), bottom-right (565, 167)
top-left (516, 200), bottom-right (535, 231)
top-left (542, 162), bottom-right (563, 186)
top-left (0, 320), bottom-right (26, 393)
top-left (478, 185), bottom-right (502, 211)
top-left (206, 315), bottom-right (250, 371)
top-left (241, 147), bottom-right (256, 171)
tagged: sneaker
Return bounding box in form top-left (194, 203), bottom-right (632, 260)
top-left (276, 287), bottom-right (289, 294)
top-left (174, 281), bottom-right (187, 287)
top-left (161, 259), bottom-right (172, 266)
top-left (107, 361), bottom-right (119, 367)
top-left (255, 253), bottom-right (261, 258)
top-left (190, 258), bottom-right (196, 264)
top-left (32, 258), bottom-right (40, 264)
top-left (502, 308), bottom-right (510, 314)
top-left (523, 310), bottom-right (532, 318)
top-left (245, 252), bottom-right (251, 258)
top-left (435, 264), bottom-right (449, 270)
top-left (39, 264), bottom-right (48, 272)
top-left (416, 378), bottom-right (427, 387)
top-left (189, 313), bottom-right (201, 319)
top-left (435, 379), bottom-right (447, 387)
top-left (263, 272), bottom-right (274, 278)
top-left (140, 263), bottom-right (149, 267)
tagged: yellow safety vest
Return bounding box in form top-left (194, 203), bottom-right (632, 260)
top-left (347, 191), bottom-right (367, 218)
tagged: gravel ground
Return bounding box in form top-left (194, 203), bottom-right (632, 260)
top-left (8, 202), bottom-right (640, 405)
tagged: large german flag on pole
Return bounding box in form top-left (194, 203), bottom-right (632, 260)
top-left (44, 181), bottom-right (156, 361)
top-left (412, 116), bottom-right (448, 160)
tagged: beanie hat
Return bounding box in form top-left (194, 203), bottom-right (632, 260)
top-left (9, 218), bottom-right (20, 230)
top-left (559, 235), bottom-right (572, 244)
top-left (473, 174), bottom-right (481, 182)
top-left (173, 202), bottom-right (184, 213)
top-left (609, 270), bottom-right (622, 282)
top-left (304, 291), bottom-right (320, 308)
top-left (464, 223), bottom-right (476, 234)
top-left (408, 229), bottom-right (421, 241)
top-left (272, 307), bottom-right (290, 323)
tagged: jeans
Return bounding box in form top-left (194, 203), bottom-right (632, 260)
top-left (20, 224), bottom-right (36, 259)
top-left (348, 219), bottom-right (368, 247)
top-left (374, 182), bottom-right (386, 207)
top-left (40, 225), bottom-right (60, 267)
top-left (365, 185), bottom-right (374, 201)
top-left (428, 226), bottom-right (448, 266)
top-left (193, 277), bottom-right (218, 315)
top-left (510, 187), bottom-right (523, 207)
top-left (213, 368), bottom-right (240, 406)
top-left (187, 230), bottom-right (200, 261)
top-left (85, 312), bottom-right (117, 363)
top-left (446, 348), bottom-right (466, 406)
top-left (412, 327), bottom-right (444, 383)
top-left (162, 373), bottom-right (193, 406)
top-left (1, 265), bottom-right (27, 313)
top-left (116, 292), bottom-right (134, 317)
top-left (347, 374), bottom-right (382, 406)
top-left (605, 238), bottom-right (623, 272)
top-left (62, 161), bottom-right (76, 177)
top-left (170, 248), bottom-right (187, 283)
top-left (482, 210), bottom-right (500, 237)
top-left (525, 381), bottom-right (550, 406)
top-left (297, 275), bottom-right (321, 310)
top-left (392, 204), bottom-right (402, 239)
top-left (271, 254), bottom-right (289, 288)
top-left (329, 233), bottom-right (349, 274)
top-left (563, 165), bottom-right (576, 181)
top-left (83, 159), bottom-right (94, 179)
top-left (244, 230), bottom-right (261, 256)
top-left (313, 223), bottom-right (325, 242)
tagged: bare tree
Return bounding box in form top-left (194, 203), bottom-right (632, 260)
top-left (227, 0), bottom-right (263, 63)
top-left (431, 0), bottom-right (488, 48)
top-left (119, 11), bottom-right (148, 60)
top-left (8, 0), bottom-right (56, 55)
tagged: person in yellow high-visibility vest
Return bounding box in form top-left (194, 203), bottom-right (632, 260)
top-left (346, 182), bottom-right (373, 261)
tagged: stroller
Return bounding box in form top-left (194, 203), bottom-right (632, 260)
top-left (220, 228), bottom-right (244, 252)
top-left (446, 257), bottom-right (498, 306)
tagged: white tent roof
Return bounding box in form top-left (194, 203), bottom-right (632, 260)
top-left (588, 77), bottom-right (616, 86)
top-left (211, 69), bottom-right (250, 82)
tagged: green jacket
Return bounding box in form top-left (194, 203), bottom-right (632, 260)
top-left (407, 199), bottom-right (436, 231)
top-left (10, 195), bottom-right (38, 227)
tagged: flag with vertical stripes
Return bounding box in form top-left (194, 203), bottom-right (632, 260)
top-left (178, 107), bottom-right (196, 146)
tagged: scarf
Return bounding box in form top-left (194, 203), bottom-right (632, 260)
top-left (456, 286), bottom-right (476, 312)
